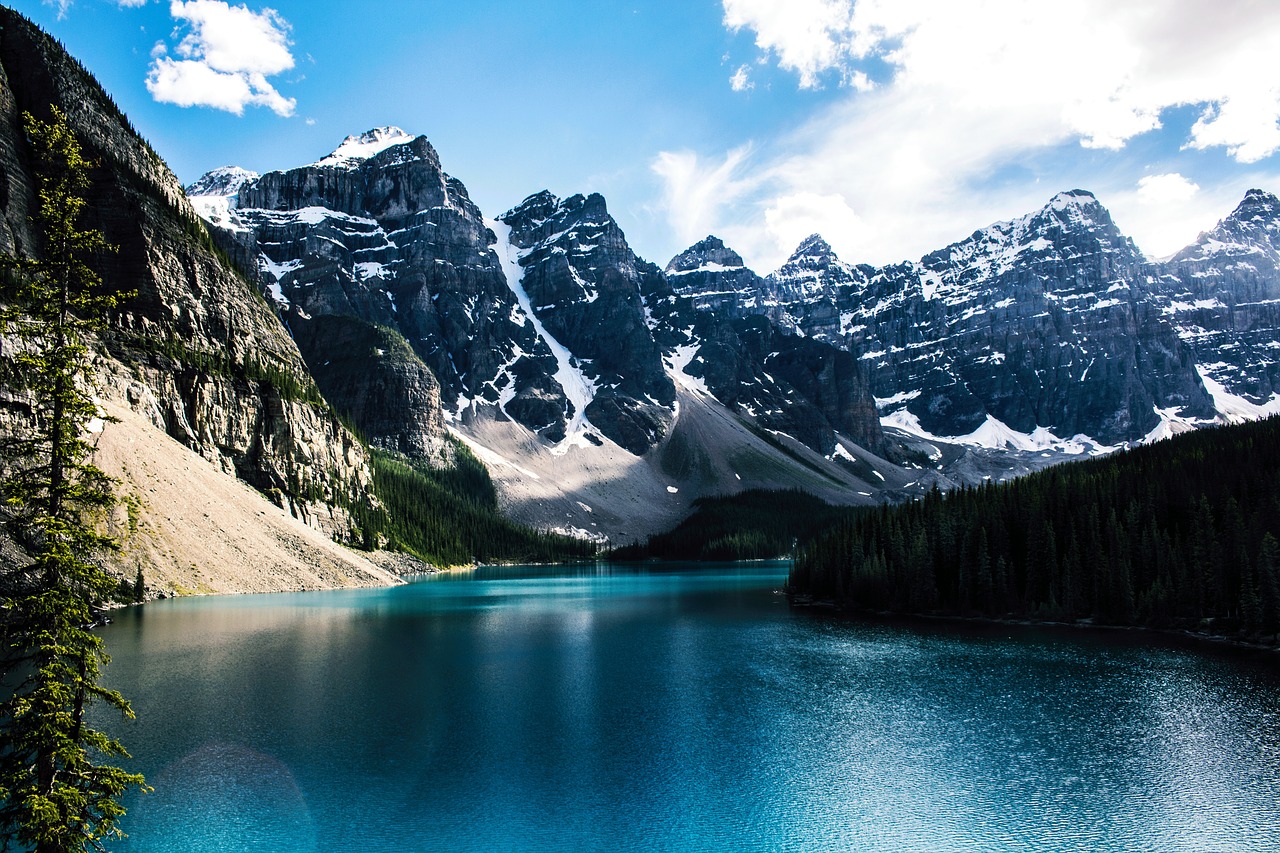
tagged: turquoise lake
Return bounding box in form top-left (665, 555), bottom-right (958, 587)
top-left (96, 562), bottom-right (1280, 852)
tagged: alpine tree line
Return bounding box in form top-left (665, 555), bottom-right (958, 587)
top-left (611, 489), bottom-right (844, 561)
top-left (353, 446), bottom-right (598, 566)
top-left (789, 416), bottom-right (1280, 636)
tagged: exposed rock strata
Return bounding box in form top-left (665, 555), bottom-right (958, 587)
top-left (0, 8), bottom-right (373, 539)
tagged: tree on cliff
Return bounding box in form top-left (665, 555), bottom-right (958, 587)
top-left (0, 108), bottom-right (146, 851)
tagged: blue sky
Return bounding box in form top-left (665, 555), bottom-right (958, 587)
top-left (12, 0), bottom-right (1280, 272)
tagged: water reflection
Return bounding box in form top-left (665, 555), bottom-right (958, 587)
top-left (97, 563), bottom-right (1280, 852)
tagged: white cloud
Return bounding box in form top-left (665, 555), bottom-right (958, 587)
top-left (723, 0), bottom-right (856, 89)
top-left (651, 145), bottom-right (759, 248)
top-left (764, 192), bottom-right (865, 258)
top-left (146, 0), bottom-right (296, 116)
top-left (730, 65), bottom-right (754, 92)
top-left (118, 0), bottom-right (149, 7)
top-left (1136, 173), bottom-right (1200, 205)
top-left (727, 0), bottom-right (1280, 162)
top-left (657, 1), bottom-right (1280, 270)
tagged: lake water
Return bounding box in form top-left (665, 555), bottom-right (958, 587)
top-left (97, 562), bottom-right (1280, 852)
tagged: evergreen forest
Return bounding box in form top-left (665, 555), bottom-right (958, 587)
top-left (356, 444), bottom-right (598, 566)
top-left (789, 416), bottom-right (1280, 639)
top-left (611, 489), bottom-right (845, 561)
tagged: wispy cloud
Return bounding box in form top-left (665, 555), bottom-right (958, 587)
top-left (146, 0), bottom-right (297, 116)
top-left (42, 0), bottom-right (72, 18)
top-left (651, 144), bottom-right (760, 250)
top-left (1137, 173), bottom-right (1200, 205)
top-left (655, 0), bottom-right (1280, 271)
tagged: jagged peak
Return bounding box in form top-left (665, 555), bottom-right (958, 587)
top-left (787, 234), bottom-right (836, 263)
top-left (666, 235), bottom-right (746, 274)
top-left (500, 190), bottom-right (562, 224)
top-left (1037, 189), bottom-right (1118, 231)
top-left (311, 126), bottom-right (415, 168)
top-left (1047, 189), bottom-right (1100, 211)
top-left (1173, 187), bottom-right (1280, 261)
top-left (502, 190), bottom-right (614, 231)
top-left (562, 192), bottom-right (610, 220)
top-left (964, 188), bottom-right (1119, 251)
top-left (1227, 188), bottom-right (1280, 223)
top-left (185, 165), bottom-right (258, 199)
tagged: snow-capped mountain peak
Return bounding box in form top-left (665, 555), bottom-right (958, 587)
top-left (1219, 188), bottom-right (1280, 242)
top-left (1047, 188), bottom-right (1099, 210)
top-left (311, 126), bottom-right (415, 169)
top-left (184, 165), bottom-right (259, 200)
top-left (665, 235), bottom-right (746, 274)
top-left (184, 165), bottom-right (260, 232)
top-left (789, 233), bottom-right (836, 263)
top-left (1172, 188), bottom-right (1280, 264)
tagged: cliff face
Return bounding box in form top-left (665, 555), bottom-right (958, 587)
top-left (499, 191), bottom-right (676, 454)
top-left (0, 8), bottom-right (373, 536)
top-left (674, 192), bottom-right (1218, 446)
top-left (840, 191), bottom-right (1212, 443)
top-left (290, 315), bottom-right (447, 462)
top-left (1158, 189), bottom-right (1280, 404)
top-left (202, 128), bottom-right (563, 454)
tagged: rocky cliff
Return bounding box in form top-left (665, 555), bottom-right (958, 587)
top-left (201, 128), bottom-right (570, 454)
top-left (1157, 189), bottom-right (1280, 410)
top-left (189, 137), bottom-right (898, 541)
top-left (674, 191), bottom-right (1225, 447)
top-left (498, 190), bottom-right (675, 454)
top-left (665, 235), bottom-right (769, 317)
top-left (0, 7), bottom-right (373, 537)
top-left (192, 132), bottom-right (891, 464)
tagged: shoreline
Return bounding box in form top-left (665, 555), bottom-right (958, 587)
top-left (787, 594), bottom-right (1280, 657)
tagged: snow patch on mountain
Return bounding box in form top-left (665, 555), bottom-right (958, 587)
top-left (1142, 406), bottom-right (1203, 444)
top-left (883, 409), bottom-right (1110, 455)
top-left (189, 195), bottom-right (248, 233)
top-left (312, 127), bottom-right (414, 169)
top-left (664, 338), bottom-right (711, 398)
top-left (1198, 364), bottom-right (1280, 422)
top-left (488, 218), bottom-right (599, 455)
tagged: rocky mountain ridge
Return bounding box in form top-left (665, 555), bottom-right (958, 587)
top-left (188, 130), bottom-right (902, 541)
top-left (675, 188), bottom-right (1280, 448)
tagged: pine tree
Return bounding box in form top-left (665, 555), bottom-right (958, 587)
top-left (0, 108), bottom-right (147, 851)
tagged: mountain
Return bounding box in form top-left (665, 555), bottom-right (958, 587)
top-left (498, 190), bottom-right (675, 454)
top-left (0, 7), bottom-right (414, 593)
top-left (0, 7), bottom-right (372, 536)
top-left (202, 128), bottom-right (578, 460)
top-left (675, 190), bottom-right (1249, 449)
top-left (189, 137), bottom-right (902, 542)
top-left (1156, 189), bottom-right (1280, 418)
top-left (665, 235), bottom-right (769, 316)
